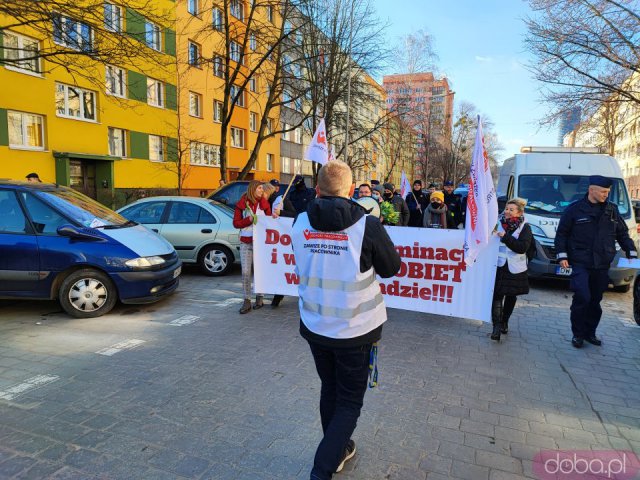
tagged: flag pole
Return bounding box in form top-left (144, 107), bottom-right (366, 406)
top-left (344, 0), bottom-right (354, 163)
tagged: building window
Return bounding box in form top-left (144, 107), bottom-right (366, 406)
top-left (147, 78), bottom-right (164, 107)
top-left (104, 2), bottom-right (123, 32)
top-left (108, 127), bottom-right (126, 157)
top-left (213, 100), bottom-right (223, 122)
top-left (3, 31), bottom-right (40, 74)
top-left (249, 77), bottom-right (257, 93)
top-left (295, 127), bottom-right (302, 144)
top-left (282, 123), bottom-right (290, 141)
top-left (230, 40), bottom-right (243, 63)
top-left (230, 0), bottom-right (244, 21)
top-left (212, 8), bottom-right (223, 31)
top-left (105, 65), bottom-right (126, 97)
top-left (281, 156), bottom-right (290, 173)
top-left (7, 111), bottom-right (44, 150)
top-left (294, 158), bottom-right (302, 173)
top-left (188, 41), bottom-right (201, 67)
top-left (55, 83), bottom-right (96, 121)
top-left (266, 153), bottom-right (273, 172)
top-left (230, 85), bottom-right (245, 107)
top-left (231, 127), bottom-right (245, 148)
top-left (249, 112), bottom-right (258, 132)
top-left (145, 21), bottom-right (161, 51)
top-left (190, 142), bottom-right (220, 166)
top-left (189, 91), bottom-right (202, 117)
top-left (213, 56), bottom-right (224, 77)
top-left (249, 32), bottom-right (257, 51)
top-left (188, 0), bottom-right (199, 16)
top-left (266, 5), bottom-right (274, 22)
top-left (53, 14), bottom-right (92, 51)
top-left (266, 118), bottom-right (273, 134)
top-left (149, 135), bottom-right (164, 161)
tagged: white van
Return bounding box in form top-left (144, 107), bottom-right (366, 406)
top-left (497, 147), bottom-right (638, 291)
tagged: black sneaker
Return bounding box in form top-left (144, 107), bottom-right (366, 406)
top-left (585, 336), bottom-right (602, 346)
top-left (335, 440), bottom-right (356, 473)
top-left (571, 336), bottom-right (584, 349)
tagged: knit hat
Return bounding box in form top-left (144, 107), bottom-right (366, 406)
top-left (383, 182), bottom-right (394, 192)
top-left (430, 191), bottom-right (444, 202)
top-left (372, 184), bottom-right (385, 195)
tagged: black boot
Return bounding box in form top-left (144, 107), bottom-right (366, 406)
top-left (491, 296), bottom-right (502, 342)
top-left (500, 317), bottom-right (509, 335)
top-left (491, 322), bottom-right (502, 341)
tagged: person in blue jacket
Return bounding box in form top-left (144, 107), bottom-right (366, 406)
top-left (555, 175), bottom-right (637, 348)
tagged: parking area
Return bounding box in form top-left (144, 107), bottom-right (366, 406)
top-left (0, 268), bottom-right (639, 479)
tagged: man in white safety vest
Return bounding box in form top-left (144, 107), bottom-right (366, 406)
top-left (291, 160), bottom-right (401, 480)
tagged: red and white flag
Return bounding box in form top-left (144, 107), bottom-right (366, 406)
top-left (304, 118), bottom-right (329, 166)
top-left (464, 116), bottom-right (498, 266)
top-left (400, 171), bottom-right (411, 198)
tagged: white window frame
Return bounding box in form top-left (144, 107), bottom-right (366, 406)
top-left (187, 0), bottom-right (199, 16)
top-left (188, 41), bottom-right (201, 67)
top-left (145, 21), bottom-right (161, 51)
top-left (147, 78), bottom-right (165, 108)
top-left (230, 0), bottom-right (244, 21)
top-left (249, 32), bottom-right (257, 51)
top-left (230, 85), bottom-right (245, 107)
top-left (3, 31), bottom-right (41, 75)
top-left (249, 77), bottom-right (257, 93)
top-left (282, 123), bottom-right (290, 141)
top-left (294, 127), bottom-right (302, 144)
top-left (104, 2), bottom-right (123, 32)
top-left (230, 40), bottom-right (243, 63)
top-left (55, 83), bottom-right (97, 122)
top-left (213, 100), bottom-right (223, 122)
top-left (230, 127), bottom-right (245, 148)
top-left (108, 127), bottom-right (127, 157)
top-left (281, 156), bottom-right (291, 173)
top-left (149, 135), bottom-right (165, 162)
top-left (189, 91), bottom-right (202, 117)
top-left (7, 111), bottom-right (45, 151)
top-left (53, 14), bottom-right (93, 51)
top-left (213, 56), bottom-right (224, 77)
top-left (266, 153), bottom-right (273, 172)
top-left (249, 112), bottom-right (258, 132)
top-left (190, 141), bottom-right (220, 166)
top-left (105, 65), bottom-right (126, 97)
top-left (212, 8), bottom-right (223, 31)
top-left (294, 158), bottom-right (302, 173)
top-left (266, 5), bottom-right (274, 22)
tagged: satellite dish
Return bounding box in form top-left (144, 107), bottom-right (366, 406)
top-left (355, 196), bottom-right (381, 218)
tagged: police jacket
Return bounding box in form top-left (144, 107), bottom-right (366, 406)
top-left (555, 196), bottom-right (636, 269)
top-left (443, 192), bottom-right (462, 227)
top-left (293, 196), bottom-right (401, 348)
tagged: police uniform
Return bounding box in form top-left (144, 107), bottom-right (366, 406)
top-left (555, 175), bottom-right (637, 348)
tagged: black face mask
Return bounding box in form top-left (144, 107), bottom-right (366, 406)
top-left (384, 192), bottom-right (393, 200)
top-left (431, 202), bottom-right (442, 209)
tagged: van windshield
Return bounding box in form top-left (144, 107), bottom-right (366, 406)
top-left (518, 175), bottom-right (630, 218)
top-left (35, 187), bottom-right (130, 228)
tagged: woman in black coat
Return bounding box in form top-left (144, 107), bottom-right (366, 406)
top-left (492, 198), bottom-right (533, 341)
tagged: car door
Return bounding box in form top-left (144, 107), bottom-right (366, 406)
top-left (0, 189), bottom-right (41, 294)
top-left (118, 200), bottom-right (168, 234)
top-left (159, 201), bottom-right (220, 262)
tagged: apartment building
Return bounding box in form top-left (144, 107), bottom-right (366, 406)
top-left (0, 1), bottom-right (178, 206)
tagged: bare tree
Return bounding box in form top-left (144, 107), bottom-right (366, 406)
top-left (393, 29), bottom-right (438, 75)
top-left (524, 0), bottom-right (640, 126)
top-left (1, 0), bottom-right (174, 88)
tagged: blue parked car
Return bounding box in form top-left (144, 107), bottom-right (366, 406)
top-left (0, 181), bottom-right (181, 318)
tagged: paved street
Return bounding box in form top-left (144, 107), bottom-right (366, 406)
top-left (0, 266), bottom-right (639, 480)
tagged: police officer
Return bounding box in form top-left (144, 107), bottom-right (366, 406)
top-left (443, 180), bottom-right (462, 228)
top-left (555, 175), bottom-right (637, 348)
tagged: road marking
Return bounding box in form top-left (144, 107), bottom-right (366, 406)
top-left (169, 315), bottom-right (200, 326)
top-left (0, 375), bottom-right (59, 401)
top-left (96, 339), bottom-right (146, 356)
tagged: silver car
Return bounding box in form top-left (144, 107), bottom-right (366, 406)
top-left (118, 197), bottom-right (240, 276)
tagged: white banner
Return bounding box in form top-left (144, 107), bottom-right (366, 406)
top-left (254, 217), bottom-right (499, 322)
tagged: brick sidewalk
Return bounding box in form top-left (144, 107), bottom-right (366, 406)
top-left (0, 268), bottom-right (638, 479)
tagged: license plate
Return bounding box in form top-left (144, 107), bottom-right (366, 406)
top-left (556, 266), bottom-right (572, 276)
top-left (173, 266), bottom-right (181, 278)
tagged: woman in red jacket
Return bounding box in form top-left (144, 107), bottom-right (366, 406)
top-left (233, 180), bottom-right (272, 314)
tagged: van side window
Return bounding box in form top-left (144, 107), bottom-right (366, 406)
top-left (20, 193), bottom-right (68, 234)
top-left (0, 191), bottom-right (28, 234)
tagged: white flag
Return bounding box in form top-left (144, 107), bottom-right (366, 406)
top-left (464, 116), bottom-right (498, 266)
top-left (400, 171), bottom-right (412, 198)
top-left (304, 118), bottom-right (329, 165)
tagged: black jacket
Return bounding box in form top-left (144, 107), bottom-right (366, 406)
top-left (443, 192), bottom-right (462, 227)
top-left (405, 190), bottom-right (429, 227)
top-left (555, 197), bottom-right (636, 269)
top-left (289, 183), bottom-right (316, 214)
top-left (384, 194), bottom-right (410, 226)
top-left (494, 223), bottom-right (532, 296)
top-left (267, 191), bottom-right (296, 218)
top-left (296, 196), bottom-right (402, 347)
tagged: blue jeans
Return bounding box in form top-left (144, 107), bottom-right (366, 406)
top-left (308, 341), bottom-right (373, 480)
top-left (569, 266), bottom-right (610, 338)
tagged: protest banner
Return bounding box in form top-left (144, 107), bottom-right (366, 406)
top-left (253, 217), bottom-right (499, 322)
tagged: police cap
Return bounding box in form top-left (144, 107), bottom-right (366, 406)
top-left (589, 175), bottom-right (613, 188)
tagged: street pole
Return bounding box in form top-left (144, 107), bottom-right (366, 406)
top-left (344, 0), bottom-right (354, 164)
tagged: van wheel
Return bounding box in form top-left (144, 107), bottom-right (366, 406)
top-left (59, 269), bottom-right (118, 318)
top-left (199, 245), bottom-right (233, 276)
top-left (613, 283), bottom-right (631, 293)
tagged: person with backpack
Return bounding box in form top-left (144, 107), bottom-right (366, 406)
top-left (491, 198), bottom-right (533, 342)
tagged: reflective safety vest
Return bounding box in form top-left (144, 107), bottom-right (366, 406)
top-left (497, 220), bottom-right (528, 274)
top-left (291, 213), bottom-right (387, 339)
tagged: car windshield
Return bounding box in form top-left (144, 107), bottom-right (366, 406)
top-left (518, 175), bottom-right (630, 218)
top-left (35, 188), bottom-right (130, 228)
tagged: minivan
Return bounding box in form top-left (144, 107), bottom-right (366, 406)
top-left (496, 147), bottom-right (638, 291)
top-left (0, 182), bottom-right (181, 317)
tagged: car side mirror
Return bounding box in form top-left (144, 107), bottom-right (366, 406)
top-left (497, 195), bottom-right (507, 212)
top-left (57, 225), bottom-right (104, 241)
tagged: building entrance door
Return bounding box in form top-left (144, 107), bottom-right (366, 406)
top-left (69, 159), bottom-right (97, 199)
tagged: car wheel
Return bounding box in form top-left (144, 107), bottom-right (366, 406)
top-left (58, 269), bottom-right (118, 318)
top-left (613, 283), bottom-right (631, 293)
top-left (199, 245), bottom-right (233, 276)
